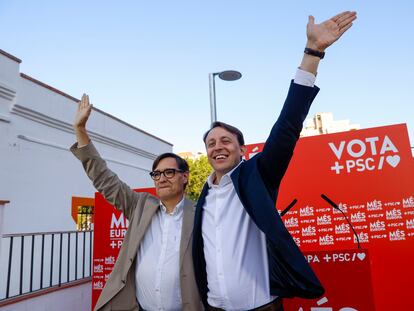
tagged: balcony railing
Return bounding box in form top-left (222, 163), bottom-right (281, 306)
top-left (0, 230), bottom-right (93, 301)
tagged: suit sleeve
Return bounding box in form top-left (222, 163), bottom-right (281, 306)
top-left (70, 141), bottom-right (142, 220)
top-left (257, 81), bottom-right (319, 198)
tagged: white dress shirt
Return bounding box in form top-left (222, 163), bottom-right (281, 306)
top-left (203, 164), bottom-right (273, 310)
top-left (201, 69), bottom-right (316, 310)
top-left (135, 198), bottom-right (184, 311)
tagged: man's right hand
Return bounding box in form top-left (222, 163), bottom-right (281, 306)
top-left (74, 93), bottom-right (92, 146)
top-left (74, 94), bottom-right (92, 129)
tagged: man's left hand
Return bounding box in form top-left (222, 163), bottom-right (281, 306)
top-left (306, 11), bottom-right (357, 51)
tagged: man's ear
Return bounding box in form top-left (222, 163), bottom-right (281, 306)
top-left (182, 171), bottom-right (189, 184)
top-left (240, 145), bottom-right (247, 158)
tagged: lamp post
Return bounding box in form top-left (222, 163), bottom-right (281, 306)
top-left (209, 70), bottom-right (242, 124)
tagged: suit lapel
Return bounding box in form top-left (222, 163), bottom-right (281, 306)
top-left (180, 198), bottom-right (195, 268)
top-left (126, 196), bottom-right (159, 261)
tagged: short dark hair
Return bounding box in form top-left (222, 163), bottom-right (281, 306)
top-left (152, 153), bottom-right (189, 172)
top-left (203, 121), bottom-right (245, 146)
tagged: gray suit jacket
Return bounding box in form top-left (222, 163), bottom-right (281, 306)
top-left (71, 142), bottom-right (202, 311)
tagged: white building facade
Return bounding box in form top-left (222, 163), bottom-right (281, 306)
top-left (0, 49), bottom-right (172, 234)
top-left (0, 49), bottom-right (172, 309)
top-left (301, 112), bottom-right (360, 137)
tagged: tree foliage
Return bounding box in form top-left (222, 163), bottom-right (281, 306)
top-left (186, 155), bottom-right (213, 201)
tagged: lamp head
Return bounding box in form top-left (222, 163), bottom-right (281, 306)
top-left (218, 70), bottom-right (242, 81)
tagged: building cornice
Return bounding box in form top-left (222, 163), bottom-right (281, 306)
top-left (0, 49), bottom-right (22, 63)
top-left (11, 104), bottom-right (157, 161)
top-left (20, 73), bottom-right (172, 146)
top-left (21, 73), bottom-right (78, 102)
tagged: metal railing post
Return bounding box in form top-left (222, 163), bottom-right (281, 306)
top-left (58, 233), bottom-right (63, 286)
top-left (19, 236), bottom-right (24, 295)
top-left (40, 234), bottom-right (44, 289)
top-left (50, 234), bottom-right (54, 287)
top-left (6, 237), bottom-right (14, 299)
top-left (75, 233), bottom-right (78, 280)
top-left (67, 232), bottom-right (71, 282)
top-left (82, 231), bottom-right (86, 278)
top-left (30, 235), bottom-right (35, 292)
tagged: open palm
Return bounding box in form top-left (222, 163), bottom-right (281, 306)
top-left (74, 94), bottom-right (92, 128)
top-left (307, 11), bottom-right (357, 51)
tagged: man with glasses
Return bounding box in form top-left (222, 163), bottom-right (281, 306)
top-left (71, 94), bottom-right (202, 311)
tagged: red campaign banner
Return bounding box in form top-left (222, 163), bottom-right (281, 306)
top-left (284, 249), bottom-right (375, 311)
top-left (245, 124), bottom-right (414, 311)
top-left (91, 187), bottom-right (156, 311)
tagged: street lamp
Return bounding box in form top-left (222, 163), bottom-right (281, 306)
top-left (209, 70), bottom-right (242, 124)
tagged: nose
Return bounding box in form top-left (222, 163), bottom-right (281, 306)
top-left (212, 142), bottom-right (224, 152)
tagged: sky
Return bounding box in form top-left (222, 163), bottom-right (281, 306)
top-left (1, 1), bottom-right (413, 153)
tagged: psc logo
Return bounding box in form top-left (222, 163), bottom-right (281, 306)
top-left (329, 135), bottom-right (400, 174)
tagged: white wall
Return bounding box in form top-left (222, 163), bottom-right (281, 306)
top-left (0, 49), bottom-right (172, 303)
top-left (0, 281), bottom-right (92, 311)
top-left (0, 50), bottom-right (172, 235)
top-left (0, 201), bottom-right (9, 257)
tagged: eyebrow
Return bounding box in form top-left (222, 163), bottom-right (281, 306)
top-left (207, 135), bottom-right (233, 143)
top-left (154, 167), bottom-right (178, 171)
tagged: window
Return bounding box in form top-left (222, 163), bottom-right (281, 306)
top-left (77, 205), bottom-right (94, 231)
top-left (71, 197), bottom-right (95, 231)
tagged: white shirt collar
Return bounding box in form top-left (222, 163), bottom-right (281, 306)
top-left (207, 160), bottom-right (243, 187)
top-left (160, 196), bottom-right (185, 218)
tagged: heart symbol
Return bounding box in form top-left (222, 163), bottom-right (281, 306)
top-left (386, 155), bottom-right (400, 168)
top-left (357, 253), bottom-right (366, 261)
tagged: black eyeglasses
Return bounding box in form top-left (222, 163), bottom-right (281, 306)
top-left (149, 168), bottom-right (184, 180)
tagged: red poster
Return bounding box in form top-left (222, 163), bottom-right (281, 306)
top-left (91, 187), bottom-right (156, 311)
top-left (284, 249), bottom-right (375, 311)
top-left (245, 124), bottom-right (414, 311)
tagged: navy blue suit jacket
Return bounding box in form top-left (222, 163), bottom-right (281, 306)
top-left (193, 81), bottom-right (325, 307)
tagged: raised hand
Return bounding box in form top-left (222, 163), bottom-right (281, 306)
top-left (74, 93), bottom-right (92, 129)
top-left (306, 11), bottom-right (357, 51)
top-left (73, 93), bottom-right (92, 146)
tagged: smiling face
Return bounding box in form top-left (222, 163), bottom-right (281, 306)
top-left (205, 126), bottom-right (246, 181)
top-left (153, 157), bottom-right (188, 203)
